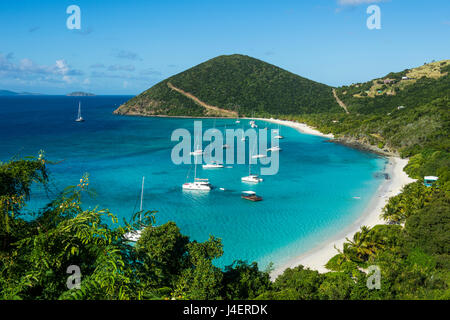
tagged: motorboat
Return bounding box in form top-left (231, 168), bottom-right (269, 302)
top-left (241, 190), bottom-right (263, 202)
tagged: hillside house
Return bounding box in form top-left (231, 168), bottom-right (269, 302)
top-left (424, 176), bottom-right (439, 187)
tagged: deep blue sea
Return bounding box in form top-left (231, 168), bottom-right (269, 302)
top-left (0, 96), bottom-right (387, 269)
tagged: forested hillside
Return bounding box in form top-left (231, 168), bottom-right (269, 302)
top-left (114, 54), bottom-right (341, 117)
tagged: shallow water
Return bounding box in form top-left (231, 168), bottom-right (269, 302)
top-left (0, 96), bottom-right (386, 269)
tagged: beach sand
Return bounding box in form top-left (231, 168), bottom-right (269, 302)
top-left (256, 118), bottom-right (416, 279)
top-left (255, 118), bottom-right (334, 139)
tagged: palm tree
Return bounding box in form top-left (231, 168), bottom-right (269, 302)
top-left (344, 226), bottom-right (382, 262)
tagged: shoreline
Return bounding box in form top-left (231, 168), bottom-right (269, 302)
top-left (255, 118), bottom-right (334, 139)
top-left (270, 156), bottom-right (416, 279)
top-left (113, 113), bottom-right (416, 278)
top-left (113, 113), bottom-right (335, 139)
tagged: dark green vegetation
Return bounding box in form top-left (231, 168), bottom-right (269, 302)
top-left (1, 153), bottom-right (448, 300)
top-left (286, 61), bottom-right (449, 180)
top-left (114, 54), bottom-right (341, 117)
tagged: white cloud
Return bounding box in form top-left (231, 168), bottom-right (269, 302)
top-left (55, 60), bottom-right (69, 75)
top-left (0, 54), bottom-right (83, 84)
top-left (338, 0), bottom-right (387, 5)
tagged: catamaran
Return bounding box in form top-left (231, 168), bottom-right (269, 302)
top-left (124, 176), bottom-right (146, 242)
top-left (268, 145), bottom-right (282, 152)
top-left (183, 145), bottom-right (212, 191)
top-left (242, 140), bottom-right (263, 183)
top-left (190, 149), bottom-right (204, 155)
top-left (222, 124), bottom-right (230, 149)
top-left (274, 124), bottom-right (284, 139)
top-left (203, 161), bottom-right (224, 169)
top-left (251, 154), bottom-right (266, 159)
top-left (75, 102), bottom-right (84, 122)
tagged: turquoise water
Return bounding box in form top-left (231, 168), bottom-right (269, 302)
top-left (0, 96), bottom-right (387, 269)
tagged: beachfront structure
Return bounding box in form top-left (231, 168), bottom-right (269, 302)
top-left (424, 176), bottom-right (438, 187)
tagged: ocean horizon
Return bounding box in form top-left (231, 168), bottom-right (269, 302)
top-left (0, 95), bottom-right (387, 269)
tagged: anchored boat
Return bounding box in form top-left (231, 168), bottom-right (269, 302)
top-left (75, 102), bottom-right (84, 122)
top-left (241, 190), bottom-right (263, 202)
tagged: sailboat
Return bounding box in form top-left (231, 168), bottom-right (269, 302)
top-left (274, 124), bottom-right (284, 139)
top-left (75, 102), bottom-right (84, 122)
top-left (202, 161), bottom-right (224, 169)
top-left (242, 140), bottom-right (263, 183)
top-left (124, 176), bottom-right (146, 242)
top-left (183, 142), bottom-right (212, 191)
top-left (222, 124), bottom-right (230, 149)
top-left (268, 145), bottom-right (282, 152)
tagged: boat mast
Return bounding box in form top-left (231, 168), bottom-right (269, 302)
top-left (193, 139), bottom-right (199, 180)
top-left (140, 176), bottom-right (145, 211)
top-left (249, 139), bottom-right (256, 176)
top-left (194, 155), bottom-right (197, 180)
top-left (139, 176), bottom-right (145, 222)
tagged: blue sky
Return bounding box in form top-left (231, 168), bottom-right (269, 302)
top-left (0, 0), bottom-right (449, 94)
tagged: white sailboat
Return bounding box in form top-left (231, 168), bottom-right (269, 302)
top-left (268, 145), bottom-right (282, 152)
top-left (222, 124), bottom-right (230, 149)
top-left (251, 154), bottom-right (266, 159)
top-left (183, 143), bottom-right (212, 191)
top-left (274, 124), bottom-right (284, 139)
top-left (75, 102), bottom-right (84, 122)
top-left (202, 162), bottom-right (224, 169)
top-left (190, 149), bottom-right (204, 156)
top-left (242, 140), bottom-right (263, 183)
top-left (124, 176), bottom-right (146, 242)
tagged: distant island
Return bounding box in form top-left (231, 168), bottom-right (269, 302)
top-left (0, 90), bottom-right (41, 96)
top-left (67, 91), bottom-right (96, 96)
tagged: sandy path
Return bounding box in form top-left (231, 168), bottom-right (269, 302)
top-left (167, 82), bottom-right (238, 118)
top-left (333, 88), bottom-right (349, 114)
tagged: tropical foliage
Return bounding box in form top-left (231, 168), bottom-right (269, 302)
top-left (1, 153), bottom-right (448, 300)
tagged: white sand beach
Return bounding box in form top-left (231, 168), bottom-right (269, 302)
top-left (255, 118), bottom-right (416, 279)
top-left (270, 156), bottom-right (416, 279)
top-left (255, 118), bottom-right (334, 139)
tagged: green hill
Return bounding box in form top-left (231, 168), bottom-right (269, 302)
top-left (284, 60), bottom-right (449, 180)
top-left (0, 90), bottom-right (19, 96)
top-left (114, 54), bottom-right (341, 117)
